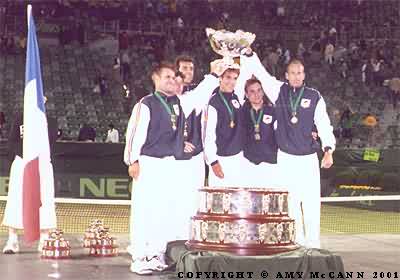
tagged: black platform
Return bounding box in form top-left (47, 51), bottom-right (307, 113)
top-left (166, 241), bottom-right (345, 280)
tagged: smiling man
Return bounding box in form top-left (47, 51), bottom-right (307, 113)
top-left (124, 59), bottom-right (227, 275)
top-left (241, 78), bottom-right (279, 187)
top-left (203, 64), bottom-right (249, 187)
top-left (241, 51), bottom-right (336, 249)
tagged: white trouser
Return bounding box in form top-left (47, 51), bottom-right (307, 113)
top-left (129, 155), bottom-right (193, 260)
top-left (277, 150), bottom-right (321, 248)
top-left (243, 158), bottom-right (281, 189)
top-left (175, 153), bottom-right (206, 233)
top-left (208, 152), bottom-right (246, 187)
top-left (2, 156), bottom-right (57, 229)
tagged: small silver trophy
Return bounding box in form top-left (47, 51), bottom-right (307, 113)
top-left (206, 28), bottom-right (256, 65)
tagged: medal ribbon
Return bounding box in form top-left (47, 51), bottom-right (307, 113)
top-left (154, 91), bottom-right (177, 126)
top-left (250, 108), bottom-right (263, 132)
top-left (219, 91), bottom-right (235, 124)
top-left (289, 86), bottom-right (305, 116)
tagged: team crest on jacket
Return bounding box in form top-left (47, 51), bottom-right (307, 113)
top-left (173, 104), bottom-right (180, 115)
top-left (263, 114), bottom-right (273, 124)
top-left (300, 98), bottom-right (311, 108)
top-left (231, 99), bottom-right (240, 109)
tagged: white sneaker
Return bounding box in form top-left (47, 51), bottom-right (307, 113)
top-left (147, 255), bottom-right (168, 271)
top-left (130, 258), bottom-right (153, 275)
top-left (3, 240), bottom-right (20, 254)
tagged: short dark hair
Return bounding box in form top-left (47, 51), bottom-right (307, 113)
top-left (286, 59), bottom-right (304, 72)
top-left (108, 123), bottom-right (114, 129)
top-left (151, 61), bottom-right (176, 83)
top-left (151, 61), bottom-right (176, 77)
top-left (244, 78), bottom-right (262, 93)
top-left (221, 68), bottom-right (240, 78)
top-left (175, 55), bottom-right (194, 69)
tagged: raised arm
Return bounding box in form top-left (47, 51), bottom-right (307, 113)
top-left (234, 60), bottom-right (253, 105)
top-left (179, 73), bottom-right (219, 117)
top-left (240, 52), bottom-right (283, 104)
top-left (179, 59), bottom-right (230, 116)
top-left (123, 102), bottom-right (150, 166)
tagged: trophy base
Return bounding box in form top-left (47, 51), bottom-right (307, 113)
top-left (186, 240), bottom-right (299, 256)
top-left (88, 245), bottom-right (118, 257)
top-left (41, 246), bottom-right (71, 259)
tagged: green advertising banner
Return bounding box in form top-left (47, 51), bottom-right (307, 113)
top-left (1, 141), bottom-right (400, 200)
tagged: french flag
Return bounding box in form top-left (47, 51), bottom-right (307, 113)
top-left (22, 5), bottom-right (50, 243)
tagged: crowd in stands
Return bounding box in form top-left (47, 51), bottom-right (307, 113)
top-left (1, 0), bottom-right (400, 148)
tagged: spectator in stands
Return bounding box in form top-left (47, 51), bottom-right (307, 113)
top-left (18, 35), bottom-right (26, 54)
top-left (297, 42), bottom-right (306, 60)
top-left (330, 109), bottom-right (341, 138)
top-left (276, 0), bottom-right (285, 17)
top-left (340, 59), bottom-right (348, 79)
top-left (0, 111), bottom-right (5, 138)
top-left (388, 78), bottom-right (400, 108)
top-left (5, 35), bottom-right (15, 54)
top-left (98, 74), bottom-right (107, 96)
top-left (324, 42), bottom-right (334, 66)
top-left (276, 44), bottom-right (283, 58)
top-left (57, 128), bottom-right (63, 140)
top-left (267, 50), bottom-right (280, 77)
top-left (112, 56), bottom-right (121, 83)
top-left (78, 123), bottom-right (96, 142)
top-left (283, 48), bottom-right (291, 65)
top-left (77, 22), bottom-right (85, 46)
top-left (119, 31), bottom-right (129, 51)
top-left (121, 51), bottom-right (131, 83)
top-left (2, 99), bottom-right (58, 254)
top-left (328, 26), bottom-right (337, 46)
top-left (371, 58), bottom-right (381, 86)
top-left (340, 108), bottom-right (355, 142)
top-left (177, 17), bottom-right (184, 29)
top-left (0, 35), bottom-right (5, 52)
top-left (106, 123), bottom-right (119, 143)
top-left (361, 60), bottom-right (368, 84)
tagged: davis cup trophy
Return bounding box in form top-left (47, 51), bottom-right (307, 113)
top-left (205, 28), bottom-right (256, 65)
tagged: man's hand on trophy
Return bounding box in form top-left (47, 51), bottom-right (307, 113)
top-left (210, 59), bottom-right (229, 76)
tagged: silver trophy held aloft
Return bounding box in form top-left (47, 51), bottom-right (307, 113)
top-left (206, 28), bottom-right (256, 65)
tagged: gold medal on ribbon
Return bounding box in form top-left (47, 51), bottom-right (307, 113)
top-left (251, 108), bottom-right (263, 139)
top-left (289, 87), bottom-right (305, 125)
top-left (230, 120), bottom-right (235, 128)
top-left (154, 91), bottom-right (178, 131)
top-left (171, 115), bottom-right (177, 130)
top-left (183, 121), bottom-right (188, 137)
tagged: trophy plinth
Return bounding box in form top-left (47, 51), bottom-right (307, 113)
top-left (41, 229), bottom-right (71, 259)
top-left (83, 220), bottom-right (118, 257)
